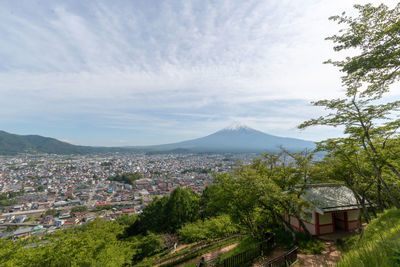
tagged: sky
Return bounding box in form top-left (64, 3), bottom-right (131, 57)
top-left (0, 0), bottom-right (398, 146)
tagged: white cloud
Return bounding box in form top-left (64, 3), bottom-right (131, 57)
top-left (0, 0), bottom-right (398, 145)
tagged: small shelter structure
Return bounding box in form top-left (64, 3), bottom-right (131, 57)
top-left (286, 184), bottom-right (363, 236)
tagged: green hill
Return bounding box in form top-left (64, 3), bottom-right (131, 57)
top-left (0, 130), bottom-right (94, 155)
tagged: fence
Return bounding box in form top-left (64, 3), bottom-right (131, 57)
top-left (264, 246), bottom-right (298, 267)
top-left (156, 235), bottom-right (243, 267)
top-left (212, 233), bottom-right (275, 267)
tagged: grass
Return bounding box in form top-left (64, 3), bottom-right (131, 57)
top-left (216, 235), bottom-right (259, 262)
top-left (296, 234), bottom-right (325, 254)
top-left (336, 208), bottom-right (400, 267)
top-left (136, 236), bottom-right (242, 267)
top-left (135, 242), bottom-right (200, 267)
top-left (182, 261), bottom-right (200, 267)
top-left (274, 229), bottom-right (325, 254)
top-left (159, 236), bottom-right (242, 267)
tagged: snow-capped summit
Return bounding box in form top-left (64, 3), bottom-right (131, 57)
top-left (223, 122), bottom-right (252, 131)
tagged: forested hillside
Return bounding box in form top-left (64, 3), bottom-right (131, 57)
top-left (0, 130), bottom-right (91, 155)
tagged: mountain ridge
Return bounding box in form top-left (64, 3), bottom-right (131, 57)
top-left (141, 124), bottom-right (315, 153)
top-left (0, 125), bottom-right (315, 155)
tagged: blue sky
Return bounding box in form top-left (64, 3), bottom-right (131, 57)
top-left (1, 0), bottom-right (398, 146)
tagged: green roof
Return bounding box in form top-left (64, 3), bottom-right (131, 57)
top-left (300, 184), bottom-right (360, 214)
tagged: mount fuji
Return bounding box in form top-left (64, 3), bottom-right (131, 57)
top-left (0, 124), bottom-right (315, 155)
top-left (144, 123), bottom-right (316, 153)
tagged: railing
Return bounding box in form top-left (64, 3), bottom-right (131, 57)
top-left (264, 246), bottom-right (298, 267)
top-left (211, 233), bottom-right (275, 267)
top-left (155, 235), bottom-right (242, 267)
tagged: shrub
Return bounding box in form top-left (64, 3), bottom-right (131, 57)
top-left (296, 235), bottom-right (325, 254)
top-left (178, 215), bottom-right (238, 243)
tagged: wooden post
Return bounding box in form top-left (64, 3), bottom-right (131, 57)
top-left (344, 211), bottom-right (349, 231)
top-left (315, 212), bottom-right (320, 235)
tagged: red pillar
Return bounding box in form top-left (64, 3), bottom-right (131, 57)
top-left (315, 212), bottom-right (320, 235)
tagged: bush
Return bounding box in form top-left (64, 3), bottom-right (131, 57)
top-left (71, 206), bottom-right (87, 213)
top-left (133, 232), bottom-right (166, 263)
top-left (296, 233), bottom-right (325, 254)
top-left (178, 215), bottom-right (238, 243)
top-left (216, 235), bottom-right (258, 262)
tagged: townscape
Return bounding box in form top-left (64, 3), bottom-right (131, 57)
top-left (0, 153), bottom-right (255, 239)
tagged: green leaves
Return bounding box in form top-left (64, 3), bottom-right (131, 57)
top-left (209, 151), bottom-right (316, 238)
top-left (0, 219), bottom-right (139, 267)
top-left (326, 3), bottom-right (400, 97)
top-left (125, 187), bottom-right (200, 235)
top-left (107, 172), bottom-right (142, 185)
top-left (178, 215), bottom-right (238, 243)
top-left (301, 2), bottom-right (400, 210)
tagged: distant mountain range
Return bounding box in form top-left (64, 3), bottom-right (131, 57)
top-left (0, 124), bottom-right (315, 155)
top-left (141, 123), bottom-right (315, 153)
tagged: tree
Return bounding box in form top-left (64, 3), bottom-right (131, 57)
top-left (326, 3), bottom-right (400, 97)
top-left (178, 215), bottom-right (238, 243)
top-left (107, 172), bottom-right (142, 185)
top-left (164, 187), bottom-right (200, 232)
top-left (211, 151), bottom-right (316, 239)
top-left (132, 232), bottom-right (165, 264)
top-left (0, 219), bottom-right (137, 266)
top-left (300, 3), bottom-right (400, 209)
top-left (125, 187), bottom-right (200, 235)
top-left (71, 206), bottom-right (87, 214)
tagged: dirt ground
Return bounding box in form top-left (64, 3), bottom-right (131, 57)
top-left (297, 242), bottom-right (341, 267)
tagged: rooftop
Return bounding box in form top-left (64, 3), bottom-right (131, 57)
top-left (301, 184), bottom-right (360, 214)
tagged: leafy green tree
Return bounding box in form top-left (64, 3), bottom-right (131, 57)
top-left (164, 187), bottom-right (200, 232)
top-left (325, 3), bottom-right (400, 96)
top-left (125, 187), bottom-right (200, 235)
top-left (300, 2), bottom-right (400, 209)
top-left (126, 196), bottom-right (169, 235)
top-left (107, 172), bottom-right (142, 185)
top-left (71, 206), bottom-right (87, 214)
top-left (178, 214), bottom-right (238, 243)
top-left (132, 232), bottom-right (165, 264)
top-left (199, 184), bottom-right (231, 219)
top-left (211, 151), bottom-right (316, 239)
top-left (44, 209), bottom-right (60, 217)
top-left (116, 214), bottom-right (137, 226)
top-left (0, 219), bottom-right (138, 267)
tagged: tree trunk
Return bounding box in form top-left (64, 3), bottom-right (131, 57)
top-left (377, 178), bottom-right (383, 211)
top-left (354, 192), bottom-right (371, 223)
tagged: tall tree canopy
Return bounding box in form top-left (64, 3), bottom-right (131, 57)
top-left (300, 3), bottom-right (400, 209)
top-left (208, 151), bottom-right (317, 239)
top-left (125, 187), bottom-right (200, 235)
top-left (326, 3), bottom-right (400, 96)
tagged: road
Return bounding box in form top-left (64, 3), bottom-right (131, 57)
top-left (0, 209), bottom-right (46, 219)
